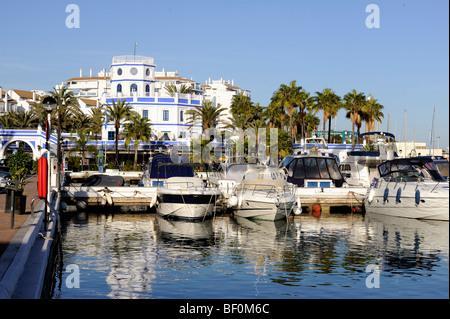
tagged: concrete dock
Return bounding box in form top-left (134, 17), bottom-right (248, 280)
top-left (0, 175), bottom-right (59, 298)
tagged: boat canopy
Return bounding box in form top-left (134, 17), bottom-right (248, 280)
top-left (155, 163), bottom-right (195, 179)
top-left (378, 157), bottom-right (446, 182)
top-left (148, 153), bottom-right (173, 178)
top-left (359, 131), bottom-right (396, 140)
top-left (283, 156), bottom-right (344, 187)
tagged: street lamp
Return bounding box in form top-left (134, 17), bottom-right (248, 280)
top-left (41, 96), bottom-right (56, 230)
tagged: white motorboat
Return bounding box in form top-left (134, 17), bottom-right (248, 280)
top-left (339, 131), bottom-right (398, 188)
top-left (365, 157), bottom-right (449, 221)
top-left (155, 164), bottom-right (222, 220)
top-left (228, 165), bottom-right (298, 221)
top-left (280, 153), bottom-right (367, 208)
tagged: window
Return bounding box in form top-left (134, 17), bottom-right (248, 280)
top-left (146, 68), bottom-right (150, 76)
top-left (326, 158), bottom-right (343, 180)
top-left (117, 84), bottom-right (122, 93)
top-left (293, 159), bottom-right (305, 179)
top-left (163, 110), bottom-right (169, 121)
top-left (179, 110), bottom-right (184, 122)
top-left (143, 110), bottom-right (148, 119)
top-left (108, 131), bottom-right (115, 141)
top-left (145, 84), bottom-right (150, 96)
top-left (304, 158), bottom-right (320, 179)
top-left (179, 131), bottom-right (186, 138)
top-left (130, 67), bottom-right (138, 75)
top-left (317, 158), bottom-right (331, 179)
top-left (130, 83), bottom-right (138, 95)
top-left (117, 68), bottom-right (122, 76)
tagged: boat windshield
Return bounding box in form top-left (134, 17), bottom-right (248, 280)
top-left (286, 156), bottom-right (344, 187)
top-left (435, 161), bottom-right (449, 179)
top-left (378, 158), bottom-right (446, 182)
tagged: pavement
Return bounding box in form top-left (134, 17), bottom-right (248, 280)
top-left (0, 176), bottom-right (38, 257)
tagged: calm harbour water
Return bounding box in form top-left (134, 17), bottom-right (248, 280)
top-left (52, 212), bottom-right (449, 299)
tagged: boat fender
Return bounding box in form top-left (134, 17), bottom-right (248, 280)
top-left (367, 188), bottom-right (376, 204)
top-left (383, 188), bottom-right (389, 203)
top-left (415, 189), bottom-right (420, 205)
top-left (396, 188), bottom-right (402, 204)
top-left (228, 195), bottom-right (238, 208)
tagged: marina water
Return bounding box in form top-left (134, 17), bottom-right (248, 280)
top-left (52, 212), bottom-right (449, 299)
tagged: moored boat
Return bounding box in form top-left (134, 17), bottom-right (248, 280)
top-left (365, 157), bottom-right (449, 221)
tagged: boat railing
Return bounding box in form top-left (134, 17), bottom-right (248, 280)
top-left (238, 183), bottom-right (296, 198)
top-left (163, 180), bottom-right (218, 191)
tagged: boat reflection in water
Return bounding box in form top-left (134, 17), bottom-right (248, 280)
top-left (155, 215), bottom-right (213, 242)
top-left (54, 212), bottom-right (448, 299)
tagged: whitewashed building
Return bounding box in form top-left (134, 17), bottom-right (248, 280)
top-left (102, 55), bottom-right (203, 142)
top-left (202, 78), bottom-right (251, 129)
top-left (64, 55), bottom-right (250, 143)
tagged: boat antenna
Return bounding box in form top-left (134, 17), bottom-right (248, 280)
top-left (429, 106), bottom-right (436, 157)
top-left (403, 110), bottom-right (407, 157)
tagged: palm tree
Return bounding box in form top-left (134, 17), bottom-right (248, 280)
top-left (123, 112), bottom-right (152, 170)
top-left (271, 81), bottom-right (301, 139)
top-left (186, 100), bottom-right (225, 132)
top-left (0, 111), bottom-right (38, 128)
top-left (0, 112), bottom-right (17, 128)
top-left (165, 83), bottom-right (193, 96)
top-left (75, 129), bottom-right (89, 171)
top-left (296, 90), bottom-right (315, 142)
top-left (343, 90), bottom-right (366, 148)
top-left (362, 97), bottom-right (384, 133)
top-left (265, 101), bottom-right (284, 128)
top-left (304, 113), bottom-right (321, 137)
top-left (106, 99), bottom-right (133, 167)
top-left (314, 88), bottom-right (342, 143)
top-left (51, 85), bottom-right (81, 187)
top-left (89, 106), bottom-right (104, 141)
top-left (73, 112), bottom-right (92, 132)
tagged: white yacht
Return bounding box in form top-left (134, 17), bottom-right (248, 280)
top-left (280, 153), bottom-right (367, 209)
top-left (155, 163), bottom-right (222, 220)
top-left (365, 157), bottom-right (449, 221)
top-left (339, 131), bottom-right (398, 188)
top-left (226, 165), bottom-right (299, 221)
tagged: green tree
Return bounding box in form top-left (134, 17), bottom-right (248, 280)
top-left (50, 85), bottom-right (81, 188)
top-left (123, 112), bottom-right (152, 170)
top-left (343, 90), bottom-right (366, 148)
top-left (313, 88), bottom-right (341, 142)
top-left (5, 147), bottom-right (33, 191)
top-left (362, 96), bottom-right (384, 133)
top-left (165, 83), bottom-right (193, 96)
top-left (186, 100), bottom-right (225, 132)
top-left (89, 106), bottom-right (104, 141)
top-left (106, 99), bottom-right (133, 167)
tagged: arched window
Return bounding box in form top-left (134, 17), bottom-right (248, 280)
top-left (130, 83), bottom-right (138, 95)
top-left (117, 84), bottom-right (122, 95)
top-left (145, 84), bottom-right (150, 96)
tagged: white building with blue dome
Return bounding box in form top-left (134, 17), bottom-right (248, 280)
top-left (103, 55), bottom-right (203, 143)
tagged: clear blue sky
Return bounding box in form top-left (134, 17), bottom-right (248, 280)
top-left (0, 0), bottom-right (448, 147)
